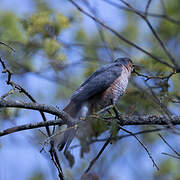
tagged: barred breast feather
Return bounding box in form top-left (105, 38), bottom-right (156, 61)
top-left (102, 65), bottom-right (131, 105)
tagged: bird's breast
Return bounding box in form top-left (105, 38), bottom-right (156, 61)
top-left (102, 65), bottom-right (131, 105)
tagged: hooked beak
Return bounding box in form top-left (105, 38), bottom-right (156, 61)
top-left (133, 64), bottom-right (143, 68)
top-left (132, 63), bottom-right (143, 73)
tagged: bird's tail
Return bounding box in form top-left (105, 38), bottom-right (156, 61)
top-left (63, 100), bottom-right (81, 119)
top-left (58, 101), bottom-right (81, 151)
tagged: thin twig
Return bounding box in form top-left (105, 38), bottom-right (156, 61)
top-left (145, 82), bottom-right (175, 130)
top-left (145, 0), bottom-right (153, 17)
top-left (83, 0), bottom-right (114, 61)
top-left (159, 133), bottom-right (180, 156)
top-left (49, 144), bottom-right (64, 179)
top-left (113, 107), bottom-right (159, 170)
top-left (162, 152), bottom-right (180, 159)
top-left (0, 57), bottom-right (64, 179)
top-left (119, 0), bottom-right (178, 67)
top-left (133, 69), bottom-right (175, 81)
top-left (119, 126), bottom-right (159, 170)
top-left (85, 135), bottom-right (112, 173)
top-left (102, 0), bottom-right (180, 25)
top-left (0, 41), bottom-right (15, 52)
top-left (70, 126), bottom-right (169, 149)
top-left (68, 0), bottom-right (174, 69)
top-left (0, 89), bottom-right (14, 99)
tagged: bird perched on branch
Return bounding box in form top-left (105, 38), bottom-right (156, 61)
top-left (58, 57), bottom-right (134, 152)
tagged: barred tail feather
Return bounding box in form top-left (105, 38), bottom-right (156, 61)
top-left (58, 101), bottom-right (81, 151)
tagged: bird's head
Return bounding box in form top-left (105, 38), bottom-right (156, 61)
top-left (114, 57), bottom-right (134, 72)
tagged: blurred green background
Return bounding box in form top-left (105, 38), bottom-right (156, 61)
top-left (0, 0), bottom-right (180, 179)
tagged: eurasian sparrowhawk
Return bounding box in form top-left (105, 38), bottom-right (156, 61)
top-left (58, 57), bottom-right (134, 151)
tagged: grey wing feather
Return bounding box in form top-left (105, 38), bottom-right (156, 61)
top-left (78, 63), bottom-right (115, 87)
top-left (71, 63), bottom-right (122, 102)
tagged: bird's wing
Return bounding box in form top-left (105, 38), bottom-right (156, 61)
top-left (71, 63), bottom-right (122, 102)
top-left (78, 63), bottom-right (115, 87)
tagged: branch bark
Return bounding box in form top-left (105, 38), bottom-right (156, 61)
top-left (103, 115), bottom-right (180, 125)
top-left (0, 119), bottom-right (64, 137)
top-left (1, 99), bottom-right (180, 125)
top-left (0, 99), bottom-right (73, 124)
top-left (0, 99), bottom-right (180, 137)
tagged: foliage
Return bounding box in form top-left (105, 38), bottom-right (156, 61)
top-left (0, 0), bottom-right (180, 179)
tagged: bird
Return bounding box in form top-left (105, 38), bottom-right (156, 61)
top-left (58, 57), bottom-right (134, 152)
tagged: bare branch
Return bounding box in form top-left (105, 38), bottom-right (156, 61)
top-left (49, 144), bottom-right (64, 180)
top-left (102, 115), bottom-right (180, 125)
top-left (133, 69), bottom-right (175, 81)
top-left (68, 0), bottom-right (174, 69)
top-left (145, 0), bottom-right (153, 16)
top-left (145, 82), bottom-right (175, 130)
top-left (0, 119), bottom-right (64, 137)
top-left (159, 133), bottom-right (180, 156)
top-left (0, 56), bottom-right (64, 179)
top-left (70, 126), bottom-right (169, 149)
top-left (102, 0), bottom-right (180, 25)
top-left (83, 0), bottom-right (114, 61)
top-left (0, 41), bottom-right (15, 52)
top-left (85, 135), bottom-right (111, 173)
top-left (162, 152), bottom-right (180, 159)
top-left (93, 127), bottom-right (169, 143)
top-left (119, 0), bottom-right (178, 67)
top-left (119, 125), bottom-right (159, 170)
top-left (113, 107), bottom-right (159, 170)
top-left (0, 99), bottom-right (73, 124)
top-left (1, 99), bottom-right (180, 126)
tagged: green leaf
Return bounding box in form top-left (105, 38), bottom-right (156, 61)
top-left (0, 12), bottom-right (27, 43)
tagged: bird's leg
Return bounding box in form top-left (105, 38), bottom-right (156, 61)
top-left (111, 101), bottom-right (123, 125)
top-left (108, 101), bottom-right (122, 144)
top-left (110, 100), bottom-right (119, 117)
top-left (112, 105), bottom-right (121, 118)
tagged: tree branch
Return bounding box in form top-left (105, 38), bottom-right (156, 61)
top-left (70, 126), bottom-right (169, 149)
top-left (102, 0), bottom-right (180, 25)
top-left (0, 56), bottom-right (64, 179)
top-left (0, 99), bottom-right (73, 124)
top-left (0, 119), bottom-right (64, 137)
top-left (1, 100), bottom-right (180, 138)
top-left (119, 0), bottom-right (178, 68)
top-left (1, 99), bottom-right (180, 126)
top-left (0, 41), bottom-right (15, 52)
top-left (68, 0), bottom-right (174, 69)
top-left (85, 135), bottom-right (111, 173)
top-left (103, 115), bottom-right (180, 125)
